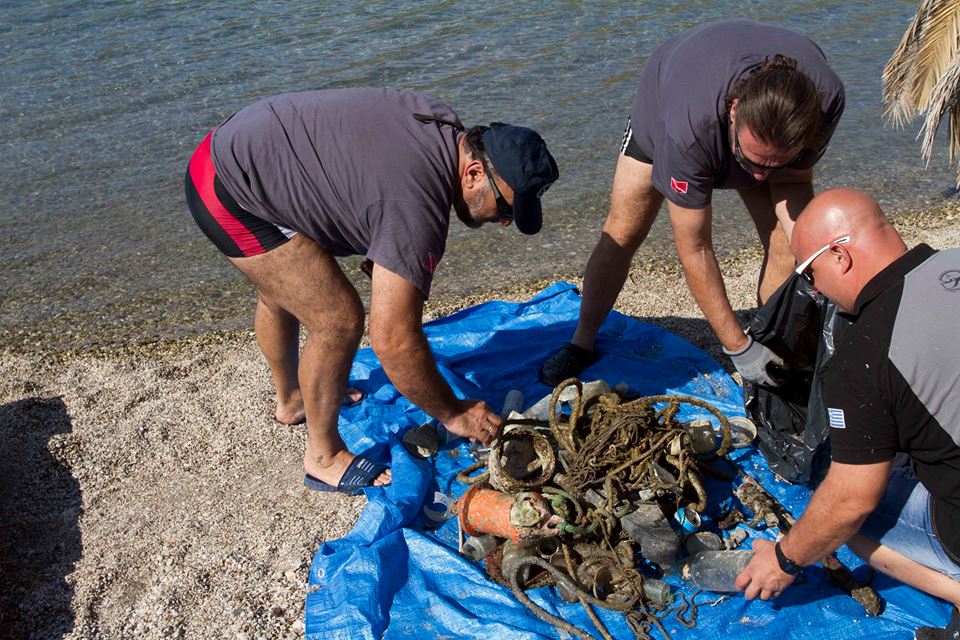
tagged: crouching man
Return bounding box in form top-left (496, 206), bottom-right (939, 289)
top-left (736, 188), bottom-right (960, 640)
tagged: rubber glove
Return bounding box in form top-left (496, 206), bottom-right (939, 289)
top-left (723, 334), bottom-right (785, 387)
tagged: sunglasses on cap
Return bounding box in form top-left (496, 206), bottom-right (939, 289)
top-left (794, 235), bottom-right (851, 283)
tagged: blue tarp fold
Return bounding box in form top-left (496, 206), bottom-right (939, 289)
top-left (305, 282), bottom-right (949, 639)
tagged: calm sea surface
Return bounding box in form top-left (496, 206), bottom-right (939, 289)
top-left (0, 1), bottom-right (955, 349)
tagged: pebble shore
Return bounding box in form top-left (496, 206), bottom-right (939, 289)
top-left (1, 201), bottom-right (957, 638)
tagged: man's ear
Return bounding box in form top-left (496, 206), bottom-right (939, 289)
top-left (463, 158), bottom-right (485, 190)
top-left (835, 245), bottom-right (853, 275)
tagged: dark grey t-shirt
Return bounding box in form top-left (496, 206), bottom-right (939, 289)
top-left (630, 20), bottom-right (845, 209)
top-left (210, 88), bottom-right (462, 296)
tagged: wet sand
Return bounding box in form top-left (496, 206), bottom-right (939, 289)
top-left (1, 202), bottom-right (958, 638)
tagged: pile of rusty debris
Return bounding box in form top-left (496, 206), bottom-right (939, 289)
top-left (437, 378), bottom-right (879, 640)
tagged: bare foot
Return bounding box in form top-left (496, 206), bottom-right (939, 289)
top-left (304, 450), bottom-right (391, 489)
top-left (275, 392), bottom-right (306, 425)
top-left (277, 388), bottom-right (364, 425)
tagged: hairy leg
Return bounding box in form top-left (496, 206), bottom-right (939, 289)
top-left (739, 182), bottom-right (796, 305)
top-left (230, 235), bottom-right (389, 487)
top-left (572, 155), bottom-right (664, 350)
top-left (849, 533), bottom-right (960, 607)
top-left (255, 293), bottom-right (304, 424)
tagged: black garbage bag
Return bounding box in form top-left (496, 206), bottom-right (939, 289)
top-left (742, 272), bottom-right (836, 486)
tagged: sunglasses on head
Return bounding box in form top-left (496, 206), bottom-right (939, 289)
top-left (795, 235), bottom-right (851, 283)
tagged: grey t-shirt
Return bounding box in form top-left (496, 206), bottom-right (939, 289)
top-left (630, 20), bottom-right (845, 209)
top-left (210, 88), bottom-right (462, 296)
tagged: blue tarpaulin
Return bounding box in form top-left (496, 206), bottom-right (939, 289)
top-left (305, 282), bottom-right (950, 639)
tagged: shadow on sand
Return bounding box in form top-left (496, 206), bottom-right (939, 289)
top-left (0, 396), bottom-right (81, 638)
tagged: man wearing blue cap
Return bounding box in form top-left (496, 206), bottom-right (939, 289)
top-left (185, 88), bottom-right (558, 494)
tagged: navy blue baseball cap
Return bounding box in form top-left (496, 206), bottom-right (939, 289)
top-left (483, 125), bottom-right (559, 235)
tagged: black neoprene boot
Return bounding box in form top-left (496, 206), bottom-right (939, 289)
top-left (539, 343), bottom-right (598, 387)
top-left (915, 607), bottom-right (960, 640)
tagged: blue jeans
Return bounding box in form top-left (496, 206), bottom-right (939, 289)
top-left (860, 465), bottom-right (960, 580)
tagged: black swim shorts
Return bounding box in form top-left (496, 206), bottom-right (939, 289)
top-left (184, 130), bottom-right (295, 258)
top-left (620, 117), bottom-right (653, 164)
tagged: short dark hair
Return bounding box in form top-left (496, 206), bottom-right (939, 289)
top-left (462, 126), bottom-right (488, 161)
top-left (726, 54), bottom-right (822, 150)
top-left (462, 122), bottom-right (506, 163)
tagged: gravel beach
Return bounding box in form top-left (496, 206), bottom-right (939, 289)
top-left (2, 202), bottom-right (958, 639)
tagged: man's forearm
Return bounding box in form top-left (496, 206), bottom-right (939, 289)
top-left (779, 471), bottom-right (876, 566)
top-left (377, 330), bottom-right (462, 422)
top-left (677, 246), bottom-right (747, 351)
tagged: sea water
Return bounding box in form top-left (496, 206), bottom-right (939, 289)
top-left (0, 1), bottom-right (952, 349)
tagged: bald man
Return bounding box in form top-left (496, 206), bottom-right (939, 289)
top-left (735, 188), bottom-right (960, 639)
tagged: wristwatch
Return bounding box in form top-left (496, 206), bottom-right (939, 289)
top-left (774, 541), bottom-right (801, 575)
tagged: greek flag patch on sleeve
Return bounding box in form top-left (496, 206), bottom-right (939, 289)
top-left (828, 408), bottom-right (846, 429)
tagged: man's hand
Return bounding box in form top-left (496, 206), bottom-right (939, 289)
top-left (736, 538), bottom-right (797, 600)
top-left (443, 399), bottom-right (503, 445)
top-left (724, 335), bottom-right (785, 386)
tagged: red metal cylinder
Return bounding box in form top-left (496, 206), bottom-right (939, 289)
top-left (457, 485), bottom-right (526, 543)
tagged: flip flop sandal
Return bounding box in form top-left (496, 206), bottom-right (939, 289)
top-left (304, 454), bottom-right (388, 495)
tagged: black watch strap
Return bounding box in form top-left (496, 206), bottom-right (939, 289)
top-left (775, 541), bottom-right (801, 575)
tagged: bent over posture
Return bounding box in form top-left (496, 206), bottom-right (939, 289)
top-left (540, 20), bottom-right (844, 388)
top-left (184, 88), bottom-right (558, 494)
top-left (737, 188), bottom-right (960, 640)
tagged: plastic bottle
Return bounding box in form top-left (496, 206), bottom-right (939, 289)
top-left (680, 549), bottom-right (754, 592)
top-left (500, 389), bottom-right (524, 419)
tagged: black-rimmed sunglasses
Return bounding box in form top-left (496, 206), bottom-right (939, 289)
top-left (484, 163), bottom-right (514, 221)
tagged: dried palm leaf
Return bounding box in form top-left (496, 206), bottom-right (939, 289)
top-left (882, 0), bottom-right (960, 184)
top-left (883, 0), bottom-right (937, 126)
top-left (919, 48), bottom-right (960, 165)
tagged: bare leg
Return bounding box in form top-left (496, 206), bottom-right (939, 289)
top-left (572, 155), bottom-right (664, 350)
top-left (848, 533), bottom-right (960, 606)
top-left (739, 182), bottom-right (796, 305)
top-left (230, 235), bottom-right (389, 487)
top-left (254, 293), bottom-right (304, 425)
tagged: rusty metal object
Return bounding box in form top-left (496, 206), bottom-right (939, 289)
top-left (717, 508), bottom-right (746, 531)
top-left (734, 478), bottom-right (780, 529)
top-left (734, 475), bottom-right (883, 616)
top-left (457, 486), bottom-right (560, 544)
top-left (488, 426), bottom-right (556, 492)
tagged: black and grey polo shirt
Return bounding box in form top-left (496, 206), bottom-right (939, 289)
top-left (820, 244), bottom-right (960, 562)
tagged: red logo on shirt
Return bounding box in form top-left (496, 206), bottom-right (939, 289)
top-left (423, 252), bottom-right (438, 273)
top-left (671, 177), bottom-right (688, 194)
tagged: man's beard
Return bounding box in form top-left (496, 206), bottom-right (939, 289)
top-left (453, 187), bottom-right (486, 228)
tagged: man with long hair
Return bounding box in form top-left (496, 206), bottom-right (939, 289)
top-left (540, 20), bottom-right (844, 388)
